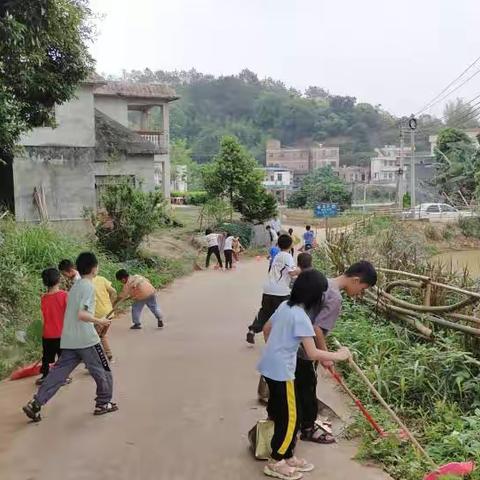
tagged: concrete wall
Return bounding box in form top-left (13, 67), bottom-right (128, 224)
top-left (14, 147), bottom-right (157, 222)
top-left (94, 156), bottom-right (156, 192)
top-left (19, 86), bottom-right (95, 148)
top-left (13, 147), bottom-right (96, 221)
top-left (94, 96), bottom-right (129, 127)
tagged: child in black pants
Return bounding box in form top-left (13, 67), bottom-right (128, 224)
top-left (259, 270), bottom-right (350, 479)
top-left (37, 268), bottom-right (70, 385)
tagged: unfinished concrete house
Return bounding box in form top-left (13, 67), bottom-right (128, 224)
top-left (2, 75), bottom-right (178, 223)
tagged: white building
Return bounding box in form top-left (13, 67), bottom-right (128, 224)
top-left (171, 165), bottom-right (188, 193)
top-left (262, 167), bottom-right (293, 204)
top-left (370, 145), bottom-right (412, 186)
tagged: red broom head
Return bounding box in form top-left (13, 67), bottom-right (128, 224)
top-left (423, 461), bottom-right (475, 480)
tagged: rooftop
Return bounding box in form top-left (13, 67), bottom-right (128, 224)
top-left (94, 81), bottom-right (179, 101)
top-left (95, 109), bottom-right (159, 156)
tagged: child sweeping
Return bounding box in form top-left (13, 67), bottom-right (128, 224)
top-left (259, 269), bottom-right (350, 479)
top-left (36, 268), bottom-right (70, 386)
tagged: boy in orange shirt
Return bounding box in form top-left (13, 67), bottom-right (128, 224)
top-left (115, 269), bottom-right (164, 330)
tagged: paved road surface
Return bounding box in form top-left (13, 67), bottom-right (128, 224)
top-left (0, 259), bottom-right (390, 480)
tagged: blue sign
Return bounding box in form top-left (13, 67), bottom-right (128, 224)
top-left (314, 203), bottom-right (338, 218)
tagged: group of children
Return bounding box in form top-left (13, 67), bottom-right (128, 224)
top-left (23, 253), bottom-right (163, 422)
top-left (205, 228), bottom-right (244, 270)
top-left (249, 227), bottom-right (377, 479)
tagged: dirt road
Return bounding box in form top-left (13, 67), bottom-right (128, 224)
top-left (0, 259), bottom-right (390, 480)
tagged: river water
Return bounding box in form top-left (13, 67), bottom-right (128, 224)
top-left (433, 250), bottom-right (480, 278)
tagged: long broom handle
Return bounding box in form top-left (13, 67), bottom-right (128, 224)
top-left (327, 366), bottom-right (385, 436)
top-left (105, 296), bottom-right (130, 320)
top-left (334, 340), bottom-right (437, 468)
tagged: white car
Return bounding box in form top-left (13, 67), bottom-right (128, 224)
top-left (404, 203), bottom-right (471, 220)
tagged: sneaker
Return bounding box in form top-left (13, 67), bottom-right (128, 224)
top-left (130, 324), bottom-right (142, 330)
top-left (22, 399), bottom-right (42, 422)
top-left (93, 402), bottom-right (119, 416)
top-left (63, 377), bottom-right (73, 386)
top-left (264, 460), bottom-right (303, 479)
top-left (246, 331), bottom-right (255, 345)
top-left (286, 457), bottom-right (314, 473)
top-left (157, 318), bottom-right (164, 328)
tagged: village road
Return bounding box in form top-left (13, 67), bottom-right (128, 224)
top-left (0, 258), bottom-right (391, 480)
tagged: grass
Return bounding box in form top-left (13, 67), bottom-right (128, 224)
top-left (314, 214), bottom-right (480, 479)
top-left (0, 217), bottom-right (193, 379)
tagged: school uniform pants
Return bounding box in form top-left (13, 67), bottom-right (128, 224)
top-left (265, 377), bottom-right (300, 460)
top-left (35, 343), bottom-right (113, 407)
top-left (224, 249), bottom-right (233, 269)
top-left (95, 323), bottom-right (112, 360)
top-left (248, 294), bottom-right (289, 333)
top-left (295, 358), bottom-right (318, 430)
top-left (40, 337), bottom-right (62, 378)
top-left (206, 246), bottom-right (223, 268)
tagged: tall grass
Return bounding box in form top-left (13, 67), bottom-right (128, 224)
top-left (0, 218), bottom-right (191, 378)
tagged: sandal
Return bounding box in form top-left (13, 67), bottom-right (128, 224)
top-left (94, 402), bottom-right (119, 416)
top-left (300, 423), bottom-right (336, 444)
top-left (264, 460), bottom-right (303, 479)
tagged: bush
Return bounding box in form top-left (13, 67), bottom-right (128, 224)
top-left (185, 191), bottom-right (208, 205)
top-left (216, 221), bottom-right (253, 247)
top-left (442, 223), bottom-right (456, 240)
top-left (459, 217), bottom-right (480, 239)
top-left (424, 223), bottom-right (442, 241)
top-left (92, 182), bottom-right (172, 260)
top-left (199, 198), bottom-right (233, 227)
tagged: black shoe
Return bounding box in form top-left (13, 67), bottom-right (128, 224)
top-left (22, 399), bottom-right (41, 422)
top-left (130, 324), bottom-right (142, 330)
top-left (35, 377), bottom-right (45, 386)
top-left (157, 319), bottom-right (164, 328)
top-left (246, 331), bottom-right (255, 344)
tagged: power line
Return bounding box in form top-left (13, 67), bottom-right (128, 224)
top-left (415, 54), bottom-right (480, 116)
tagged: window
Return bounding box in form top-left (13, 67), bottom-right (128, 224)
top-left (440, 204), bottom-right (456, 213)
top-left (384, 160), bottom-right (387, 167)
top-left (277, 173), bottom-right (283, 181)
top-left (95, 175), bottom-right (135, 209)
top-left (270, 175), bottom-right (275, 181)
top-left (426, 205), bottom-right (440, 213)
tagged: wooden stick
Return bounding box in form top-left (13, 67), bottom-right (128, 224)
top-left (105, 297), bottom-right (130, 319)
top-left (333, 339), bottom-right (437, 468)
top-left (378, 268), bottom-right (480, 300)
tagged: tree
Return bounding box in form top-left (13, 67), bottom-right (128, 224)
top-left (202, 136), bottom-right (277, 223)
top-left (287, 167), bottom-right (352, 209)
top-left (432, 128), bottom-right (479, 204)
top-left (444, 98), bottom-right (480, 129)
top-left (0, 0), bottom-right (94, 162)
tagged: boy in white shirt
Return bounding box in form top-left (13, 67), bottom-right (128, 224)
top-left (246, 234), bottom-right (299, 344)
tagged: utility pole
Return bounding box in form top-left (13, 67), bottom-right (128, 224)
top-left (398, 126), bottom-right (405, 208)
top-left (408, 116), bottom-right (417, 212)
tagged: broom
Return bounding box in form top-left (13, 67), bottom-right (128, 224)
top-left (334, 340), bottom-right (475, 480)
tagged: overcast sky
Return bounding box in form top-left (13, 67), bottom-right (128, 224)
top-left (89, 0), bottom-right (480, 117)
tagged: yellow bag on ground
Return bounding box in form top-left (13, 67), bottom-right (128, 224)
top-left (248, 419), bottom-right (274, 460)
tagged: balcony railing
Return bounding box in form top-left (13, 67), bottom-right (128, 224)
top-left (136, 130), bottom-right (169, 152)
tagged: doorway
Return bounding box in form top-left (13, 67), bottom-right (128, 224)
top-left (0, 157), bottom-right (15, 214)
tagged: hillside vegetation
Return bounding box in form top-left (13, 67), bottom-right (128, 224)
top-left (120, 68), bottom-right (442, 165)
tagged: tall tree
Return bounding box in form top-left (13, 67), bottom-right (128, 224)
top-left (0, 0), bottom-right (94, 161)
top-left (202, 136), bottom-right (277, 222)
top-left (287, 166), bottom-right (352, 209)
top-left (444, 98), bottom-right (480, 129)
top-left (432, 128), bottom-right (479, 204)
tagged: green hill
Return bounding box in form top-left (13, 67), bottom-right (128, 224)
top-left (120, 68), bottom-right (442, 165)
